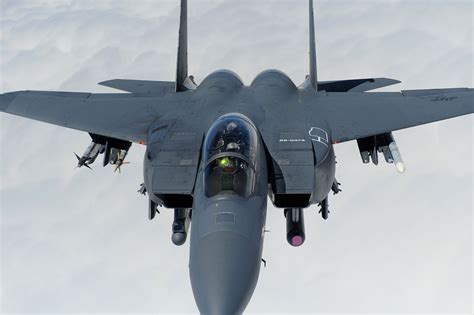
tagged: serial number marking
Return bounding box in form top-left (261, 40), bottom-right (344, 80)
top-left (430, 96), bottom-right (458, 102)
top-left (279, 138), bottom-right (306, 142)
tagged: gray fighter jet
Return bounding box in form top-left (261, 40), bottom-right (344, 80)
top-left (1, 0), bottom-right (472, 314)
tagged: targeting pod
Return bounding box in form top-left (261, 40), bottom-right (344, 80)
top-left (172, 208), bottom-right (191, 246)
top-left (284, 208), bottom-right (305, 247)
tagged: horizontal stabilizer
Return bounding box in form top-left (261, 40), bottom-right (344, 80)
top-left (99, 79), bottom-right (175, 96)
top-left (318, 78), bottom-right (401, 92)
top-left (401, 88), bottom-right (470, 97)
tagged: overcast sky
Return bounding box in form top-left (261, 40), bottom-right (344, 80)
top-left (0, 0), bottom-right (472, 314)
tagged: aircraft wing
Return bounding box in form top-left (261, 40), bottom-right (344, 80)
top-left (0, 90), bottom-right (162, 143)
top-left (322, 88), bottom-right (473, 143)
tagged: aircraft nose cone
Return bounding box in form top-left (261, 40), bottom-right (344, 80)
top-left (190, 231), bottom-right (262, 315)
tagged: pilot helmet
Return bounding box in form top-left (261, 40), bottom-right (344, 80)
top-left (226, 142), bottom-right (240, 152)
top-left (225, 121), bottom-right (240, 134)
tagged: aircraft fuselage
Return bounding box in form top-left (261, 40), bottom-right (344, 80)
top-left (143, 71), bottom-right (337, 313)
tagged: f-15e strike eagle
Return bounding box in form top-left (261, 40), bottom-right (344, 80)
top-left (1, 0), bottom-right (472, 314)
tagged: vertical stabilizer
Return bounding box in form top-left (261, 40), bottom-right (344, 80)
top-left (308, 0), bottom-right (318, 90)
top-left (176, 0), bottom-right (188, 92)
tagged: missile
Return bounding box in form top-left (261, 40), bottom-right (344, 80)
top-left (389, 142), bottom-right (405, 173)
top-left (75, 142), bottom-right (103, 169)
top-left (357, 132), bottom-right (405, 173)
top-left (87, 143), bottom-right (104, 164)
top-left (74, 152), bottom-right (91, 169)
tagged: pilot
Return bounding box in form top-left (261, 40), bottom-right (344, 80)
top-left (223, 121), bottom-right (242, 141)
top-left (225, 121), bottom-right (240, 134)
top-left (214, 121), bottom-right (243, 154)
top-left (226, 142), bottom-right (240, 152)
top-left (215, 137), bottom-right (225, 150)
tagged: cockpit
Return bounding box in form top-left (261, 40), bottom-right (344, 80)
top-left (203, 115), bottom-right (258, 198)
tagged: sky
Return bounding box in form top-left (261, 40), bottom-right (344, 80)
top-left (0, 0), bottom-right (472, 314)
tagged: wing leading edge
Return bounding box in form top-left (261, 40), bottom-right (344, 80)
top-left (319, 88), bottom-right (473, 143)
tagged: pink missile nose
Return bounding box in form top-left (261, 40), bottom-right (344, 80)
top-left (291, 235), bottom-right (304, 247)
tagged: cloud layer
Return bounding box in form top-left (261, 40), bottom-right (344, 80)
top-left (1, 0), bottom-right (472, 313)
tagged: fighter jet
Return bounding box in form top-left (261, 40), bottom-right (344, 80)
top-left (0, 0), bottom-right (472, 313)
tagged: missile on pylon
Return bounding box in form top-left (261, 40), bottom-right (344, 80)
top-left (389, 142), bottom-right (405, 173)
top-left (357, 132), bottom-right (405, 173)
top-left (75, 142), bottom-right (104, 169)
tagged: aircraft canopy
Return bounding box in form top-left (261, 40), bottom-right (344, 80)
top-left (203, 115), bottom-right (258, 197)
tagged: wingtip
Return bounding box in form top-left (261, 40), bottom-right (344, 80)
top-left (380, 77), bottom-right (402, 85)
top-left (97, 80), bottom-right (113, 87)
top-left (98, 79), bottom-right (123, 88)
